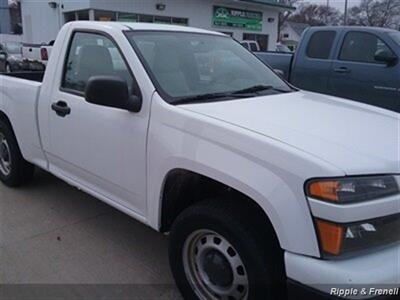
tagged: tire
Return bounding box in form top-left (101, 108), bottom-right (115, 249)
top-left (169, 199), bottom-right (285, 300)
top-left (0, 119), bottom-right (34, 187)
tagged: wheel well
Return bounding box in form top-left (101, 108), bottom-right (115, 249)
top-left (0, 110), bottom-right (12, 129)
top-left (0, 110), bottom-right (18, 143)
top-left (160, 169), bottom-right (279, 244)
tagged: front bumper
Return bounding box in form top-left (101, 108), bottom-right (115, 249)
top-left (285, 244), bottom-right (400, 299)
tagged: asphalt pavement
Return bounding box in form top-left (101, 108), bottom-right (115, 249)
top-left (0, 169), bottom-right (182, 300)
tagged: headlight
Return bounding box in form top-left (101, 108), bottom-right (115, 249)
top-left (306, 175), bottom-right (400, 257)
top-left (316, 214), bottom-right (400, 257)
top-left (306, 175), bottom-right (399, 203)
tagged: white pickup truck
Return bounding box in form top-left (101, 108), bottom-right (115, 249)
top-left (0, 21), bottom-right (399, 300)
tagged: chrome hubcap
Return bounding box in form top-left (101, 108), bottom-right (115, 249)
top-left (183, 230), bottom-right (249, 300)
top-left (0, 133), bottom-right (11, 176)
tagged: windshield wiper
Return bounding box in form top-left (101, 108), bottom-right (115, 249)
top-left (174, 92), bottom-right (253, 105)
top-left (173, 85), bottom-right (293, 105)
top-left (232, 85), bottom-right (292, 94)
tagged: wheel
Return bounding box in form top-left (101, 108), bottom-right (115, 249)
top-left (0, 119), bottom-right (34, 186)
top-left (169, 199), bottom-right (285, 300)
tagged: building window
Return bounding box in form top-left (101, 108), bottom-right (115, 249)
top-left (154, 16), bottom-right (170, 24)
top-left (94, 10), bottom-right (116, 21)
top-left (116, 11), bottom-right (188, 26)
top-left (64, 12), bottom-right (76, 23)
top-left (77, 10), bottom-right (89, 21)
top-left (171, 17), bottom-right (187, 26)
top-left (64, 10), bottom-right (90, 23)
top-left (91, 10), bottom-right (188, 26)
top-left (118, 13), bottom-right (138, 22)
top-left (139, 14), bottom-right (154, 23)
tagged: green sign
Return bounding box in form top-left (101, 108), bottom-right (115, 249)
top-left (213, 6), bottom-right (263, 32)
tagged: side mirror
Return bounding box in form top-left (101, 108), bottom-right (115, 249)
top-left (374, 49), bottom-right (397, 66)
top-left (0, 52), bottom-right (6, 61)
top-left (85, 76), bottom-right (142, 112)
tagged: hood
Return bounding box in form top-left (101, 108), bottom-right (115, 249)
top-left (181, 91), bottom-right (399, 175)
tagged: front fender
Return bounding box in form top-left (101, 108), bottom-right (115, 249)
top-left (146, 95), bottom-right (344, 257)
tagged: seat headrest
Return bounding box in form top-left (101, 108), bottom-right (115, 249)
top-left (76, 45), bottom-right (114, 84)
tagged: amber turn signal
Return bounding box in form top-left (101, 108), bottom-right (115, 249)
top-left (308, 180), bottom-right (340, 202)
top-left (316, 220), bottom-right (344, 256)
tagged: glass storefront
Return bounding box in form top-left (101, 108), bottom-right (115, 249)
top-left (94, 10), bottom-right (188, 25)
top-left (64, 9), bottom-right (188, 26)
top-left (64, 10), bottom-right (90, 23)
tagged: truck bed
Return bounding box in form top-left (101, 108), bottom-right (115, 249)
top-left (0, 71), bottom-right (45, 82)
top-left (0, 73), bottom-right (45, 168)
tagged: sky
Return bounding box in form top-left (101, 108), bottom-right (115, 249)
top-left (301, 0), bottom-right (362, 11)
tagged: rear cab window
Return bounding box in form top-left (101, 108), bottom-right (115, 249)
top-left (306, 31), bottom-right (336, 59)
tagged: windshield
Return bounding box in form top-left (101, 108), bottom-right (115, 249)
top-left (5, 42), bottom-right (22, 54)
top-left (126, 31), bottom-right (292, 103)
top-left (389, 32), bottom-right (400, 46)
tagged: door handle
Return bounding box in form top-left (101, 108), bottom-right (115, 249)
top-left (333, 67), bottom-right (351, 74)
top-left (51, 101), bottom-right (71, 117)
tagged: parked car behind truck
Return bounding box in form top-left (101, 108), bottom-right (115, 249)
top-left (0, 22), bottom-right (399, 300)
top-left (22, 41), bottom-right (53, 67)
top-left (0, 41), bottom-right (45, 73)
top-left (256, 26), bottom-right (400, 112)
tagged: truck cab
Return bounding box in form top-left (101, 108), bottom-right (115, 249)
top-left (257, 26), bottom-right (400, 112)
top-left (292, 27), bottom-right (400, 111)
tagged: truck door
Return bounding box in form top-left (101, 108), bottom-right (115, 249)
top-left (328, 31), bottom-right (399, 112)
top-left (290, 30), bottom-right (337, 93)
top-left (46, 31), bottom-right (148, 215)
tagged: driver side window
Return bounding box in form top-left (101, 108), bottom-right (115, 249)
top-left (62, 32), bottom-right (134, 94)
top-left (339, 32), bottom-right (394, 64)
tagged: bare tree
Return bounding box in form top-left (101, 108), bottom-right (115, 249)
top-left (8, 0), bottom-right (22, 34)
top-left (278, 0), bottom-right (300, 30)
top-left (289, 3), bottom-right (342, 26)
top-left (348, 0), bottom-right (400, 29)
top-left (278, 0), bottom-right (300, 41)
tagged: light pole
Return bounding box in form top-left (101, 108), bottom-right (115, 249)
top-left (344, 0), bottom-right (349, 25)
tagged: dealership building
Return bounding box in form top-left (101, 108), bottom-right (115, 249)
top-left (6, 0), bottom-right (294, 51)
